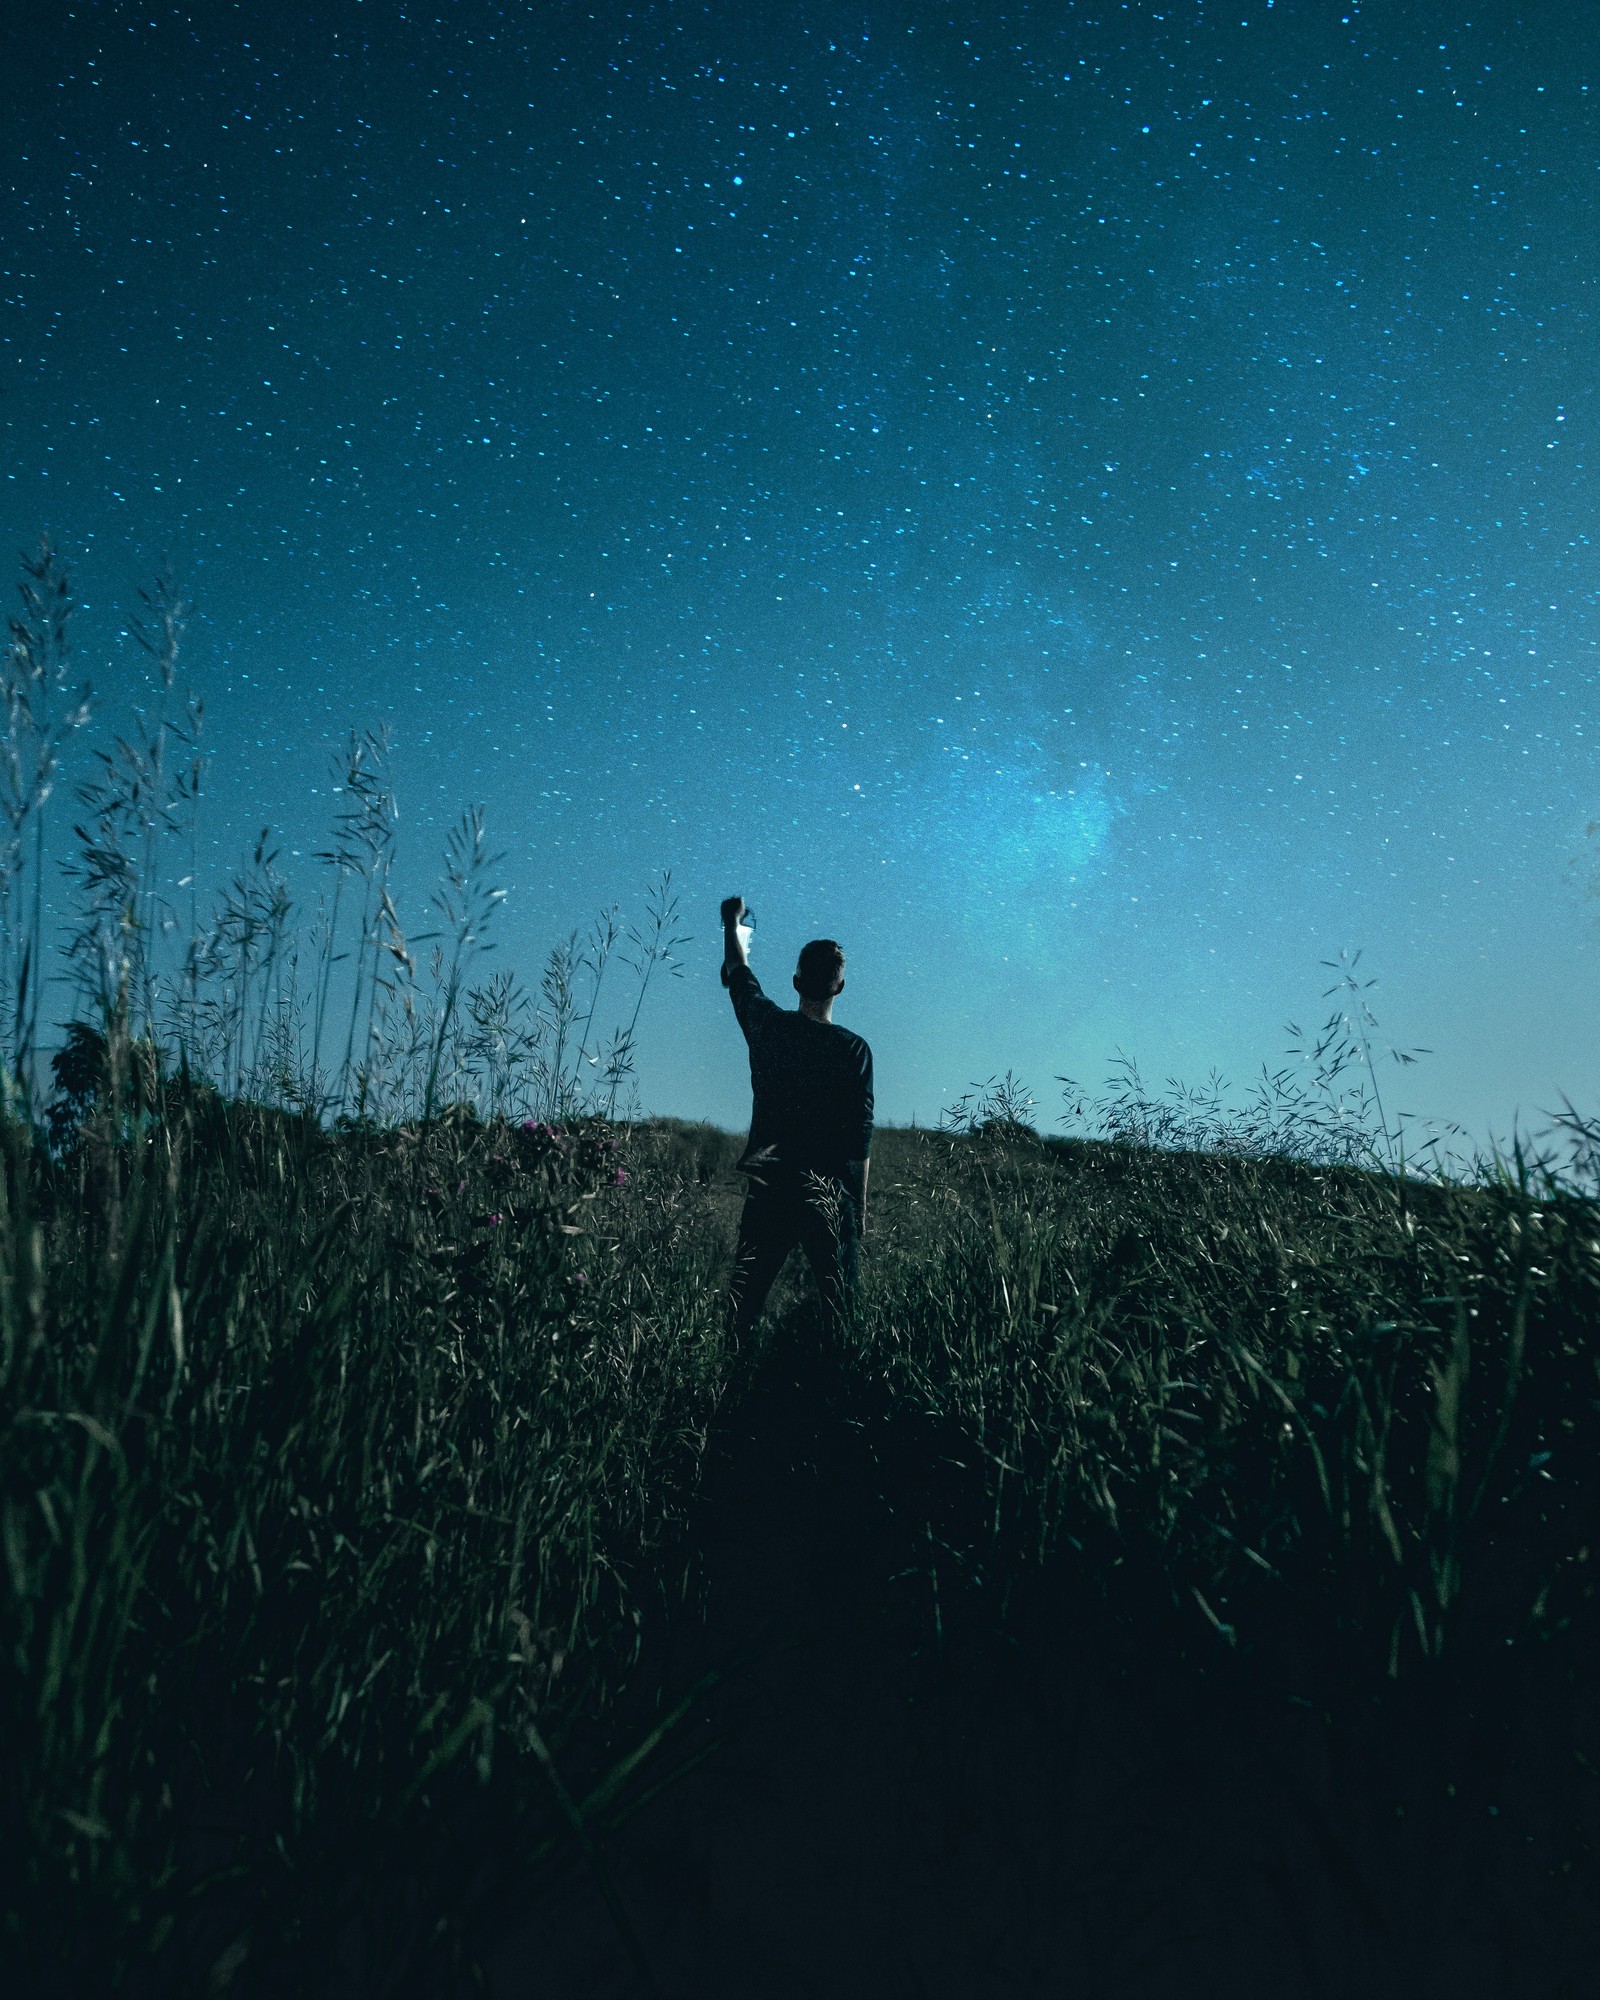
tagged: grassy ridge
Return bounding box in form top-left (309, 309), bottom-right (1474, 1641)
top-left (3, 1097), bottom-right (1599, 1992)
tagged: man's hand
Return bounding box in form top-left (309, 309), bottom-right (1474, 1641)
top-left (721, 894), bottom-right (749, 987)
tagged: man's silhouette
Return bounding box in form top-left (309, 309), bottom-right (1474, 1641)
top-left (720, 895), bottom-right (873, 1354)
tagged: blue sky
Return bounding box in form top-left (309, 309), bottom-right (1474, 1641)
top-left (4, 0), bottom-right (1596, 1146)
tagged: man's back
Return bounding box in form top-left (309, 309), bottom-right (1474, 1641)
top-left (726, 962), bottom-right (873, 1180)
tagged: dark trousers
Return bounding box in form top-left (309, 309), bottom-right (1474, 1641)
top-left (728, 1173), bottom-right (860, 1351)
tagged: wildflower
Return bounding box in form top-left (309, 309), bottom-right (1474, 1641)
top-left (488, 1212), bottom-right (504, 1227)
top-left (613, 1167), bottom-right (628, 1186)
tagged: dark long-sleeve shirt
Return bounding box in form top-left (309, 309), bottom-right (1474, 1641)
top-left (726, 963), bottom-right (873, 1181)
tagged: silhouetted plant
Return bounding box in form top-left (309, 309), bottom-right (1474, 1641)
top-left (1, 537), bottom-right (91, 1104)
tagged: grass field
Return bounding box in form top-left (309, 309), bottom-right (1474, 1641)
top-left (4, 1085), bottom-right (1599, 1995)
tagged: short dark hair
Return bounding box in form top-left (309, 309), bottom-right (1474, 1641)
top-left (795, 938), bottom-right (845, 1001)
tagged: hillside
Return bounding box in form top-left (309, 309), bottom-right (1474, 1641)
top-left (4, 1104), bottom-right (1597, 1996)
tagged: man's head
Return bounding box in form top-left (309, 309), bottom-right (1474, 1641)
top-left (794, 938), bottom-right (846, 1005)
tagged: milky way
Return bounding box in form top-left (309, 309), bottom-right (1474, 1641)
top-left (4, 0), bottom-right (1596, 1141)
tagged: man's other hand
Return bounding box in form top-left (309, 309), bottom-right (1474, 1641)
top-left (720, 895), bottom-right (746, 927)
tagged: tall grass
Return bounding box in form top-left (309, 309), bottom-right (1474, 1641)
top-left (1, 538), bottom-right (91, 1101)
top-left (0, 550), bottom-right (719, 1992)
top-left (1, 1085), bottom-right (736, 1991)
top-left (855, 1113), bottom-right (1600, 1684)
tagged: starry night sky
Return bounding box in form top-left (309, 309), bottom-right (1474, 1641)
top-left (5, 0), bottom-right (1597, 1144)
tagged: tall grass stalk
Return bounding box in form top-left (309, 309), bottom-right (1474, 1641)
top-left (1, 539), bottom-right (90, 1106)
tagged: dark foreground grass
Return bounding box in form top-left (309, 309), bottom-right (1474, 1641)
top-left (3, 1098), bottom-right (1599, 1995)
top-left (858, 1124), bottom-right (1600, 1686)
top-left (0, 1097), bottom-right (731, 1995)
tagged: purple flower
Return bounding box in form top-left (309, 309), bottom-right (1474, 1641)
top-left (613, 1167), bottom-right (628, 1186)
top-left (488, 1212), bottom-right (504, 1227)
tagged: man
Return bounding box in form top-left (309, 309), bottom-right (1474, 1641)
top-left (720, 894), bottom-right (873, 1354)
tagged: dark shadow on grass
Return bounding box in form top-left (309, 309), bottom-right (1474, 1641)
top-left (472, 1310), bottom-right (1600, 2000)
